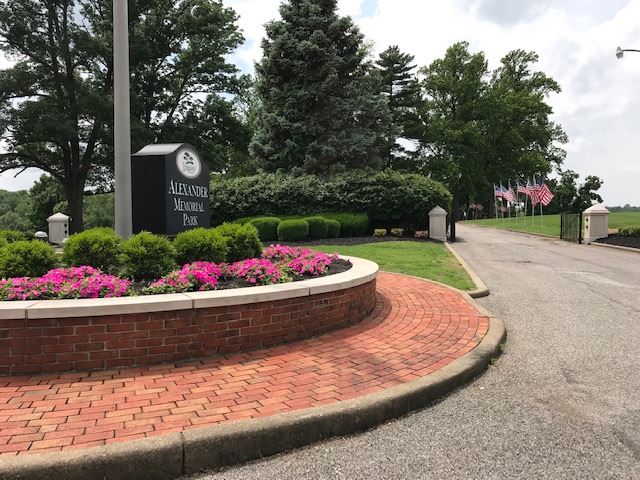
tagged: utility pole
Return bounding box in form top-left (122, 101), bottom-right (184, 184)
top-left (113, 0), bottom-right (132, 238)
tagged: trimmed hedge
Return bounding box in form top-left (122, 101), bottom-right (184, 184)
top-left (0, 240), bottom-right (58, 278)
top-left (174, 228), bottom-right (228, 265)
top-left (210, 170), bottom-right (452, 232)
top-left (121, 232), bottom-right (176, 281)
top-left (326, 219), bottom-right (341, 238)
top-left (278, 220), bottom-right (309, 242)
top-left (303, 217), bottom-right (328, 239)
top-left (214, 223), bottom-right (263, 262)
top-left (321, 213), bottom-right (369, 237)
top-left (63, 228), bottom-right (121, 273)
top-left (248, 217), bottom-right (282, 242)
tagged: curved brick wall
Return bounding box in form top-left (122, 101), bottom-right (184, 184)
top-left (0, 257), bottom-right (378, 375)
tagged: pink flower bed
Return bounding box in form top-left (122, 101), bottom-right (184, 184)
top-left (0, 246), bottom-right (344, 301)
top-left (0, 266), bottom-right (131, 301)
top-left (144, 262), bottom-right (224, 294)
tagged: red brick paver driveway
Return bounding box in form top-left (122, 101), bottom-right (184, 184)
top-left (0, 272), bottom-right (488, 456)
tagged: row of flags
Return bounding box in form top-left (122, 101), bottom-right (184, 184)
top-left (494, 179), bottom-right (555, 207)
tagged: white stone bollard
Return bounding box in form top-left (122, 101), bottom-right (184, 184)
top-left (429, 206), bottom-right (448, 242)
top-left (47, 212), bottom-right (71, 245)
top-left (582, 204), bottom-right (609, 244)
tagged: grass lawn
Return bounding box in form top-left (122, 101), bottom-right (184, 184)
top-left (310, 241), bottom-right (475, 291)
top-left (463, 211), bottom-right (640, 237)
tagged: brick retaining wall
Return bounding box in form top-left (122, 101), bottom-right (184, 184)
top-left (0, 279), bottom-right (376, 375)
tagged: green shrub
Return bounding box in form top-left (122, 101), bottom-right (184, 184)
top-left (121, 232), bottom-right (176, 281)
top-left (390, 228), bottom-right (404, 237)
top-left (173, 228), bottom-right (228, 265)
top-left (63, 228), bottom-right (121, 272)
top-left (247, 217), bottom-right (282, 242)
top-left (0, 230), bottom-right (28, 243)
top-left (322, 213), bottom-right (369, 237)
top-left (619, 226), bottom-right (640, 237)
top-left (213, 223), bottom-right (263, 262)
top-left (373, 229), bottom-right (387, 237)
top-left (0, 241), bottom-right (58, 278)
top-left (278, 220), bottom-right (309, 242)
top-left (303, 216), bottom-right (328, 239)
top-left (210, 170), bottom-right (451, 232)
top-left (326, 219), bottom-right (341, 238)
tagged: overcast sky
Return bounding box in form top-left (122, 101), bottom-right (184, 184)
top-left (2, 0), bottom-right (640, 205)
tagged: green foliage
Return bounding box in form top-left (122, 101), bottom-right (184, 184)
top-left (251, 0), bottom-right (390, 173)
top-left (247, 217), bottom-right (281, 242)
top-left (0, 230), bottom-right (28, 243)
top-left (321, 213), bottom-right (369, 237)
top-left (210, 171), bottom-right (450, 232)
top-left (173, 228), bottom-right (228, 265)
top-left (390, 228), bottom-right (404, 237)
top-left (0, 241), bottom-right (58, 278)
top-left (277, 220), bottom-right (309, 242)
top-left (84, 194), bottom-right (115, 229)
top-left (545, 170), bottom-right (604, 214)
top-left (0, 0), bottom-right (246, 232)
top-left (326, 219), bottom-right (341, 238)
top-left (120, 232), bottom-right (176, 281)
top-left (376, 46), bottom-right (421, 170)
top-left (619, 226), bottom-right (640, 237)
top-left (28, 175), bottom-right (65, 231)
top-left (303, 217), bottom-right (329, 240)
top-left (63, 228), bottom-right (121, 273)
top-left (213, 223), bottom-right (263, 262)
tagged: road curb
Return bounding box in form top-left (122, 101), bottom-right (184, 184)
top-left (588, 242), bottom-right (640, 255)
top-left (0, 283), bottom-right (506, 480)
top-left (445, 242), bottom-right (490, 298)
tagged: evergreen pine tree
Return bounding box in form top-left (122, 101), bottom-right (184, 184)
top-left (376, 46), bottom-right (422, 170)
top-left (250, 0), bottom-right (390, 174)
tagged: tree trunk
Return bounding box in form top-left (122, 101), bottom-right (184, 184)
top-left (65, 181), bottom-right (84, 233)
top-left (450, 194), bottom-right (460, 242)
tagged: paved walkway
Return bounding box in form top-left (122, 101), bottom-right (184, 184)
top-left (191, 225), bottom-right (640, 480)
top-left (0, 272), bottom-right (488, 456)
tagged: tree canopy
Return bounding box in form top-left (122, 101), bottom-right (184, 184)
top-left (250, 0), bottom-right (390, 174)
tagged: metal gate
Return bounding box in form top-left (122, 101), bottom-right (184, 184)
top-left (560, 212), bottom-right (583, 244)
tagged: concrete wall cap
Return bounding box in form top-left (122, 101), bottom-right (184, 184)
top-left (429, 206), bottom-right (447, 216)
top-left (47, 212), bottom-right (70, 222)
top-left (583, 203), bottom-right (610, 214)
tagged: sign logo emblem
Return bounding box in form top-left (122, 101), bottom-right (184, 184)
top-left (176, 150), bottom-right (201, 179)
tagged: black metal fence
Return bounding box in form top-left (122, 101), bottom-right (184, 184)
top-left (560, 212), bottom-right (583, 244)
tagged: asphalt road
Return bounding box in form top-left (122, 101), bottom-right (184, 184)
top-left (186, 225), bottom-right (640, 480)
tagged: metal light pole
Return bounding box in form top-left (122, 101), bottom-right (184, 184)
top-left (616, 46), bottom-right (640, 59)
top-left (113, 0), bottom-right (132, 238)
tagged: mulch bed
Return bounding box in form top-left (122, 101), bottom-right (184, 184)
top-left (594, 234), bottom-right (640, 249)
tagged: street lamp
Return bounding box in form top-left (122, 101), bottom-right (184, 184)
top-left (616, 46), bottom-right (640, 59)
top-left (113, 0), bottom-right (132, 238)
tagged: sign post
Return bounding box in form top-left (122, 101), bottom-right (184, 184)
top-left (131, 144), bottom-right (211, 235)
top-left (113, 0), bottom-right (132, 238)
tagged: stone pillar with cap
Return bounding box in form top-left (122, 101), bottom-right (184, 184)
top-left (583, 204), bottom-right (609, 243)
top-left (47, 212), bottom-right (70, 245)
top-left (429, 206), bottom-right (448, 242)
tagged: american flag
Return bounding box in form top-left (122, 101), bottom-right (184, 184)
top-left (537, 182), bottom-right (555, 206)
top-left (494, 184), bottom-right (504, 199)
top-left (502, 185), bottom-right (516, 203)
top-left (517, 180), bottom-right (531, 196)
top-left (529, 181), bottom-right (541, 207)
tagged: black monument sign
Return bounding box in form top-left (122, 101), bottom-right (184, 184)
top-left (132, 144), bottom-right (211, 235)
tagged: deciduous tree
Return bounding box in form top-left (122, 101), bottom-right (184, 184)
top-left (0, 0), bottom-right (245, 232)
